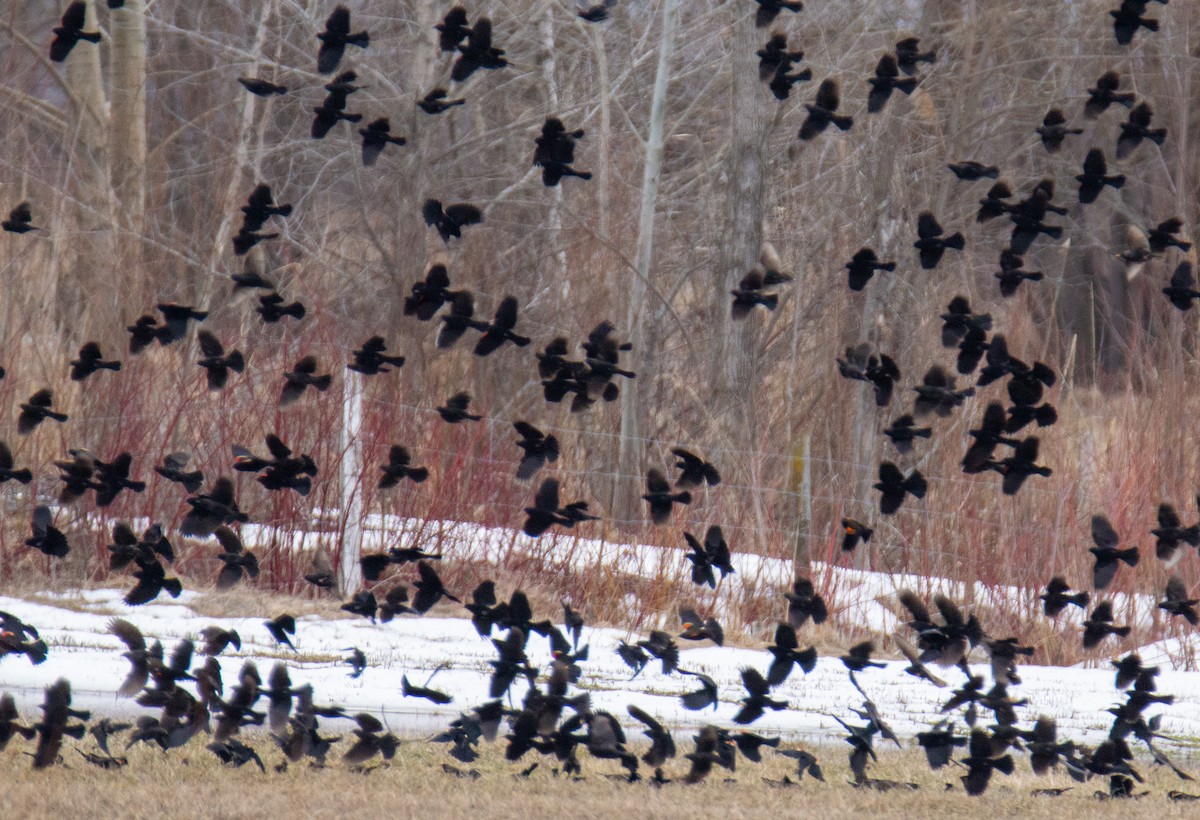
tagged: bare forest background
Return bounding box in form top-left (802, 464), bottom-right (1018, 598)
top-left (2, 0), bottom-right (1200, 664)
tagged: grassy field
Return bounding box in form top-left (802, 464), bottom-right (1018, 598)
top-left (2, 741), bottom-right (1198, 819)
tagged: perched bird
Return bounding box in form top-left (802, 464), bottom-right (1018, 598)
top-left (280, 356), bottom-right (332, 406)
top-left (359, 118), bottom-right (406, 167)
top-left (2, 201), bottom-right (36, 233)
top-left (1159, 575), bottom-right (1199, 626)
top-left (1077, 148), bottom-right (1125, 204)
top-left (1089, 515), bottom-right (1139, 591)
top-left (1085, 71), bottom-right (1135, 118)
top-left (513, 421), bottom-right (559, 481)
top-left (418, 88), bottom-right (466, 115)
top-left (472, 296), bottom-right (531, 355)
top-left (424, 199), bottom-right (483, 243)
top-left (1083, 600), bottom-right (1131, 649)
top-left (1041, 576), bottom-right (1089, 618)
top-left (894, 37), bottom-right (935, 75)
top-left (50, 3), bottom-right (102, 63)
top-left (238, 77), bottom-right (287, 96)
top-left (840, 518), bottom-right (874, 552)
top-left (196, 331), bottom-right (244, 390)
top-left (753, 0), bottom-right (804, 28)
top-left (378, 445), bottom-right (429, 488)
top-left (844, 248), bottom-right (895, 291)
top-left (348, 336), bottom-right (405, 376)
top-left (1036, 108), bottom-right (1082, 153)
top-left (1116, 101), bottom-right (1166, 159)
top-left (798, 79), bottom-right (853, 141)
top-left (874, 461), bottom-right (926, 514)
top-left (643, 468), bottom-right (691, 524)
top-left (317, 5), bottom-right (370, 74)
top-left (914, 212), bottom-right (965, 269)
top-left (437, 392), bottom-right (482, 424)
top-left (18, 389), bottom-right (68, 434)
top-left (451, 17), bottom-right (508, 82)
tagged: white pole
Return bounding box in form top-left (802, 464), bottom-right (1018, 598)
top-left (340, 370), bottom-right (364, 593)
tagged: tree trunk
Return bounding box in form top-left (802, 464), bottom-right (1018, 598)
top-left (613, 0), bottom-right (679, 523)
top-left (110, 0), bottom-right (148, 239)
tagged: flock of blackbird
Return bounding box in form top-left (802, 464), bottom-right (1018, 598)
top-left (2, 0), bottom-right (1200, 801)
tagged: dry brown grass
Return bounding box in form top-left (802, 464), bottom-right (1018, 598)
top-left (1, 741), bottom-right (1197, 820)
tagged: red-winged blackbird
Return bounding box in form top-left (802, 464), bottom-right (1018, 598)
top-left (436, 291), bottom-right (476, 349)
top-left (25, 506), bottom-right (69, 558)
top-left (837, 343), bottom-right (899, 406)
top-left (948, 161), bottom-right (999, 181)
top-left (402, 672), bottom-right (452, 705)
top-left (1077, 148), bottom-right (1125, 204)
top-left (578, 0), bottom-right (618, 23)
top-left (89, 451), bottom-right (146, 507)
top-left (1116, 102), bottom-right (1166, 159)
top-left (840, 518), bottom-right (874, 551)
top-left (125, 557), bottom-right (183, 606)
top-left (995, 249), bottom-right (1044, 297)
top-left (265, 614), bottom-right (297, 650)
top-left (33, 679), bottom-right (88, 769)
top-left (196, 331), bottom-right (244, 390)
top-left (671, 447), bottom-right (720, 488)
top-left (643, 467), bottom-right (690, 524)
top-left (914, 212), bottom-right (964, 269)
top-left (424, 199), bottom-right (483, 243)
top-left (916, 720), bottom-right (964, 769)
top-left (341, 591), bottom-right (378, 622)
top-left (156, 302), bottom-right (207, 343)
top-left (50, 3), bottom-right (101, 63)
top-left (894, 633), bottom-right (947, 687)
top-left (18, 389), bottom-right (68, 435)
top-left (418, 88), bottom-right (465, 115)
top-left (963, 402), bottom-right (1017, 473)
top-left (844, 248), bottom-right (894, 291)
top-left (513, 421), bottom-right (558, 480)
top-left (1153, 500), bottom-right (1200, 564)
top-left (1147, 218), bottom-right (1191, 254)
top-left (533, 119), bottom-right (591, 186)
top-left (523, 478), bottom-right (567, 537)
top-left (961, 728), bottom-right (1015, 795)
top-left (1111, 1), bottom-right (1159, 46)
top-left (405, 264), bottom-right (462, 320)
top-left (311, 101), bottom-right (362, 140)
top-left (437, 392), bottom-right (482, 424)
top-left (1089, 515), bottom-right (1139, 590)
top-left (766, 623), bottom-right (817, 686)
top-left (733, 667), bottom-right (787, 725)
top-left (684, 525), bottom-right (734, 588)
top-left (471, 296), bottom-right (531, 355)
top-left (436, 7), bottom-right (470, 52)
top-left (2, 201), bottom-right (36, 233)
top-left (1085, 71), bottom-right (1135, 118)
top-left (181, 476), bottom-right (248, 537)
top-left (867, 54), bottom-right (918, 113)
top-left (1083, 600), bottom-right (1130, 649)
top-left (215, 527), bottom-right (259, 589)
top-left (107, 522), bottom-right (173, 572)
top-left (126, 315), bottom-right (167, 354)
top-left (627, 704), bottom-right (676, 770)
top-left (317, 5), bottom-right (370, 75)
top-left (798, 79), bottom-right (852, 140)
top-left (637, 630), bottom-right (679, 675)
top-left (840, 640), bottom-right (885, 673)
top-left (1036, 108), bottom-right (1082, 153)
top-left (280, 356), bottom-right (332, 406)
top-left (238, 77), bottom-right (287, 96)
top-left (256, 292), bottom-right (306, 323)
top-left (985, 436), bottom-right (1051, 495)
top-left (757, 32), bottom-right (806, 85)
top-left (730, 270), bottom-right (780, 316)
top-left (359, 118), bottom-right (406, 167)
top-left (874, 461), bottom-right (926, 514)
top-left (233, 228), bottom-right (278, 255)
top-left (0, 441), bottom-right (32, 485)
top-left (912, 365), bottom-right (974, 419)
top-left (412, 561), bottom-right (460, 614)
top-left (940, 295), bottom-right (992, 347)
top-left (895, 37), bottom-right (935, 75)
top-left (452, 17), bottom-right (508, 82)
top-left (1159, 575), bottom-right (1199, 625)
top-left (784, 577), bottom-right (827, 627)
top-left (154, 452), bottom-right (203, 493)
top-left (199, 626), bottom-right (241, 657)
top-left (348, 336), bottom-right (405, 375)
top-left (753, 0), bottom-right (804, 28)
top-left (0, 612), bottom-right (48, 666)
top-left (683, 726), bottom-right (721, 784)
top-left (677, 606), bottom-right (723, 647)
top-left (377, 444), bottom-right (429, 488)
top-left (976, 181), bottom-right (1012, 222)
